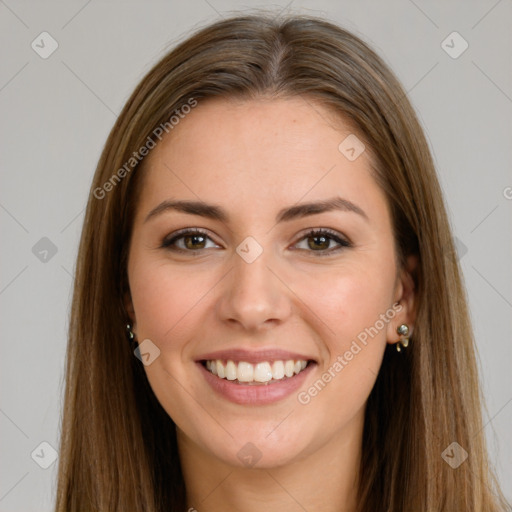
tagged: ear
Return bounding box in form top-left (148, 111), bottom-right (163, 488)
top-left (124, 290), bottom-right (137, 331)
top-left (386, 254), bottom-right (418, 345)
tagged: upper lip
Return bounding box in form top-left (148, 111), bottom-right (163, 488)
top-left (196, 348), bottom-right (317, 364)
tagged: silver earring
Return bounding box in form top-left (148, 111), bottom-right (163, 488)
top-left (126, 323), bottom-right (136, 343)
top-left (396, 324), bottom-right (410, 352)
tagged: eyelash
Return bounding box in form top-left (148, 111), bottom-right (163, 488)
top-left (160, 228), bottom-right (352, 256)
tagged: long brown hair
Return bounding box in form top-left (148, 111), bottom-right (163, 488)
top-left (55, 13), bottom-right (510, 511)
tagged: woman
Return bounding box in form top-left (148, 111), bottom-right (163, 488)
top-left (55, 13), bottom-right (511, 512)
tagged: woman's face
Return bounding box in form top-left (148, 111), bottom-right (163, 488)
top-left (126, 97), bottom-right (415, 468)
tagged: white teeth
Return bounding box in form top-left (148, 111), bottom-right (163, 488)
top-left (254, 362), bottom-right (273, 383)
top-left (237, 362), bottom-right (253, 382)
top-left (271, 360), bottom-right (285, 380)
top-left (225, 360), bottom-right (237, 381)
top-left (216, 360), bottom-right (225, 378)
top-left (284, 360), bottom-right (295, 378)
top-left (208, 360), bottom-right (217, 375)
top-left (205, 358), bottom-right (310, 383)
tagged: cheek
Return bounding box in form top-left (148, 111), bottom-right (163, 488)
top-left (293, 257), bottom-right (396, 349)
top-left (289, 269), bottom-right (393, 435)
top-left (288, 253), bottom-right (396, 404)
top-left (129, 259), bottom-right (218, 347)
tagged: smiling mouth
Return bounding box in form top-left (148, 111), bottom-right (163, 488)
top-left (202, 359), bottom-right (312, 385)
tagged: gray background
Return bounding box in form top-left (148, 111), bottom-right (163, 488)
top-left (1, 1), bottom-right (511, 510)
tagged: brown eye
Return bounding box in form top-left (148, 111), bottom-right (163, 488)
top-left (307, 234), bottom-right (331, 251)
top-left (161, 229), bottom-right (219, 253)
top-left (183, 233), bottom-right (207, 250)
top-left (294, 229), bottom-right (351, 256)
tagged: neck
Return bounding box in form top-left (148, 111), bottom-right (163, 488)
top-left (178, 413), bottom-right (363, 512)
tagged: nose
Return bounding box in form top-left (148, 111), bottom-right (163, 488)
top-left (216, 246), bottom-right (292, 332)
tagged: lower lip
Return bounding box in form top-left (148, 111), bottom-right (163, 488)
top-left (197, 362), bottom-right (316, 405)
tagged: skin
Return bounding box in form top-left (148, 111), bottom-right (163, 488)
top-left (125, 96), bottom-right (417, 512)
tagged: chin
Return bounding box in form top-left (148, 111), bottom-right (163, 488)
top-left (191, 416), bottom-right (317, 469)
top-left (212, 437), bottom-right (308, 470)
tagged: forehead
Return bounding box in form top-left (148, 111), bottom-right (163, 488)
top-left (135, 96), bottom-right (388, 225)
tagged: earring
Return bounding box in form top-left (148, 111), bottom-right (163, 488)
top-left (396, 324), bottom-right (410, 352)
top-left (126, 323), bottom-right (136, 344)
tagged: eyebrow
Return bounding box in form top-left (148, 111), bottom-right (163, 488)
top-left (144, 196), bottom-right (368, 224)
